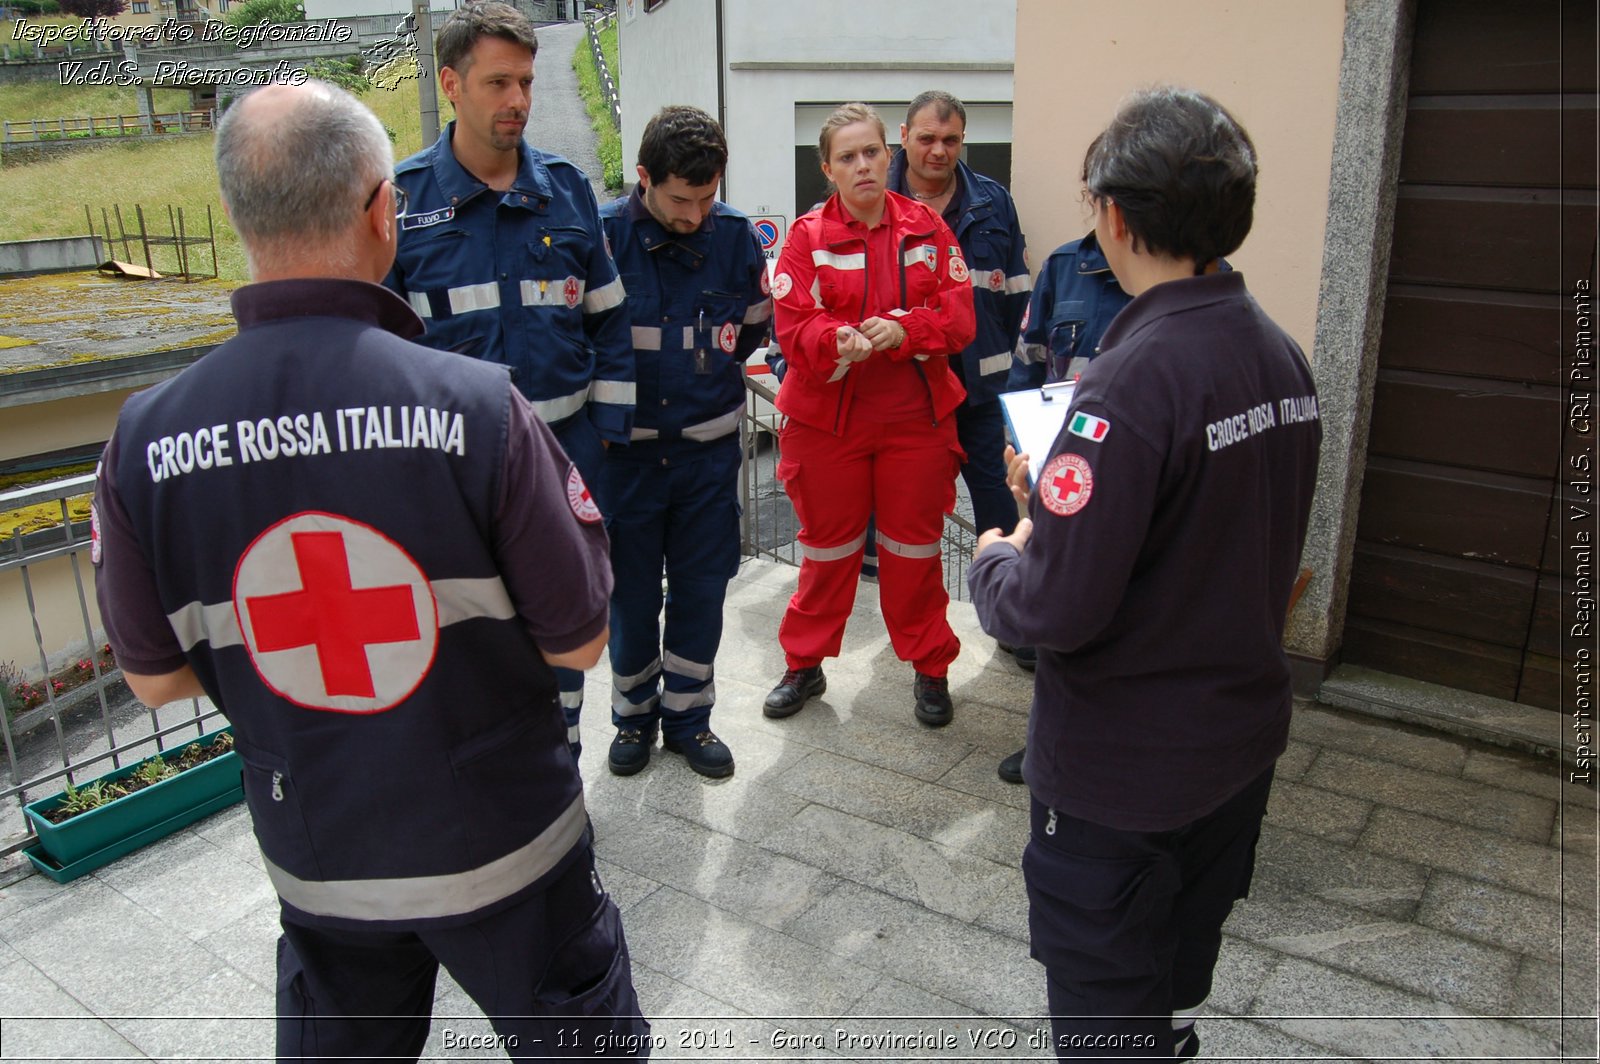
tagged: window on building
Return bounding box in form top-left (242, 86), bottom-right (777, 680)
top-left (219, 0), bottom-right (229, 10)
top-left (132, 1), bottom-right (149, 11)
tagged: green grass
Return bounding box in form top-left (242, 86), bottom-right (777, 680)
top-left (572, 21), bottom-right (621, 190)
top-left (0, 80), bottom-right (430, 282)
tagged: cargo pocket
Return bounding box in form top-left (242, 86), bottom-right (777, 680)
top-left (1022, 836), bottom-right (1179, 983)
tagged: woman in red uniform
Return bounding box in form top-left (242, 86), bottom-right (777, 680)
top-left (762, 102), bottom-right (977, 727)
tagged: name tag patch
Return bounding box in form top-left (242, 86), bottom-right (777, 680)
top-left (401, 206), bottom-right (456, 231)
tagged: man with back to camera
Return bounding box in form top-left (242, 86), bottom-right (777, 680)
top-left (969, 88), bottom-right (1321, 1059)
top-left (92, 80), bottom-right (650, 1060)
top-left (888, 89), bottom-right (1032, 617)
top-left (597, 106), bottom-right (770, 779)
top-left (386, 1), bottom-right (632, 763)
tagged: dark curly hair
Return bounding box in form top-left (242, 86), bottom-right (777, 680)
top-left (638, 106), bottom-right (728, 187)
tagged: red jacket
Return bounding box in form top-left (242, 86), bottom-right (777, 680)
top-left (772, 191), bottom-right (976, 434)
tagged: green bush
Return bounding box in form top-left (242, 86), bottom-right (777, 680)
top-left (571, 22), bottom-right (621, 190)
top-left (303, 55), bottom-right (371, 95)
top-left (9, 1), bottom-right (63, 14)
top-left (223, 0), bottom-right (304, 27)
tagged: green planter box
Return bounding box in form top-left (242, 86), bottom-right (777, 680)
top-left (23, 726), bottom-right (243, 881)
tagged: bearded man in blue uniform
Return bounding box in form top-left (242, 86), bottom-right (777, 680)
top-left (387, 2), bottom-right (632, 760)
top-left (597, 106), bottom-right (770, 779)
top-left (93, 81), bottom-right (648, 1059)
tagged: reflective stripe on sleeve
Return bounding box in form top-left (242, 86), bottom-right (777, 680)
top-left (447, 282), bottom-right (500, 315)
top-left (800, 529), bottom-right (869, 562)
top-left (811, 249), bottom-right (865, 271)
top-left (263, 794), bottom-right (588, 922)
top-left (583, 276), bottom-right (626, 313)
top-left (406, 291), bottom-right (432, 319)
top-left (876, 531), bottom-right (941, 559)
top-left (630, 326), bottom-right (663, 351)
top-left (590, 379), bottom-right (636, 405)
top-left (977, 351), bottom-right (1012, 377)
top-left (682, 407), bottom-right (741, 442)
top-left (1006, 273), bottom-right (1033, 294)
top-left (744, 298), bottom-right (773, 324)
top-left (167, 600), bottom-right (244, 652)
top-left (530, 387), bottom-right (589, 424)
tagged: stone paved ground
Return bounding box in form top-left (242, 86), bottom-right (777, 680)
top-left (0, 557), bottom-right (1595, 1062)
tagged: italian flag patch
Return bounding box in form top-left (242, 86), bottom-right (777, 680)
top-left (1068, 412), bottom-right (1110, 442)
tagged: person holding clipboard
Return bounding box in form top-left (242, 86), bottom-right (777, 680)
top-left (970, 89), bottom-right (1321, 1059)
top-left (762, 102), bottom-right (977, 728)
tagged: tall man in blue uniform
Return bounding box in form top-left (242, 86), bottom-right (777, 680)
top-left (970, 89), bottom-right (1320, 1059)
top-left (387, 2), bottom-right (632, 759)
top-left (598, 106), bottom-right (770, 779)
top-left (93, 80), bottom-right (648, 1059)
top-left (888, 91), bottom-right (1031, 553)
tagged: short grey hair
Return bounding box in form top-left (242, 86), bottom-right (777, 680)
top-left (215, 80), bottom-right (393, 255)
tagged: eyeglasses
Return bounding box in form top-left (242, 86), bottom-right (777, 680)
top-left (362, 178), bottom-right (408, 219)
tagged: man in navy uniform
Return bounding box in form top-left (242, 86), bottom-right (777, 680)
top-left (970, 89), bottom-right (1320, 1059)
top-left (598, 106), bottom-right (770, 779)
top-left (887, 90), bottom-right (1030, 586)
top-left (93, 81), bottom-right (649, 1059)
top-left (387, 2), bottom-right (631, 760)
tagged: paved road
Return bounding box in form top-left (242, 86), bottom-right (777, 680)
top-left (525, 19), bottom-right (615, 204)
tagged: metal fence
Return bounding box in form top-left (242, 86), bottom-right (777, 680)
top-left (585, 9), bottom-right (621, 130)
top-left (0, 476), bottom-right (220, 859)
top-left (739, 370), bottom-right (977, 601)
top-left (0, 382), bottom-right (973, 856)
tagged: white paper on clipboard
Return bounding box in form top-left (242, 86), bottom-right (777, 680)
top-left (998, 381), bottom-right (1077, 486)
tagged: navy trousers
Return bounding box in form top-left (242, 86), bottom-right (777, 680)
top-left (602, 438), bottom-right (741, 740)
top-left (275, 842), bottom-right (650, 1062)
top-left (955, 398), bottom-right (1019, 537)
top-left (1023, 766), bottom-right (1274, 1060)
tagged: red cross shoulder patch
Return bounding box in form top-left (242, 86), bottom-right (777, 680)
top-left (562, 276), bottom-right (582, 309)
top-left (1039, 453), bottom-right (1094, 517)
top-left (567, 466), bottom-right (602, 524)
top-left (234, 512), bottom-right (438, 713)
top-left (718, 321), bottom-right (739, 353)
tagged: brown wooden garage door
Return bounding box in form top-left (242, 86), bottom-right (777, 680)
top-left (1342, 0), bottom-right (1597, 708)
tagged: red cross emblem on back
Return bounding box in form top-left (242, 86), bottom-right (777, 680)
top-left (235, 512), bottom-right (438, 712)
top-left (1039, 453), bottom-right (1094, 517)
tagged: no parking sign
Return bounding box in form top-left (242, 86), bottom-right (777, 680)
top-left (752, 215), bottom-right (786, 260)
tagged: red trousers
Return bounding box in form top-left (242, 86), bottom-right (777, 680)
top-left (776, 417), bottom-right (963, 676)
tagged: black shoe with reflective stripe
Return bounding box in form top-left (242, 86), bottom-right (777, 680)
top-left (763, 667), bottom-right (826, 718)
top-left (913, 672), bottom-right (953, 727)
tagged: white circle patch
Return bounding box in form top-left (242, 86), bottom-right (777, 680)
top-left (988, 268), bottom-right (1006, 292)
top-left (949, 255), bottom-right (969, 284)
top-left (233, 511), bottom-right (438, 713)
top-left (771, 272), bottom-right (793, 300)
top-left (1039, 454), bottom-right (1094, 517)
top-left (718, 321), bottom-right (738, 353)
top-left (567, 466), bottom-right (602, 524)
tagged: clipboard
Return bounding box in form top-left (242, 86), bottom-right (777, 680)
top-left (998, 380), bottom-right (1077, 487)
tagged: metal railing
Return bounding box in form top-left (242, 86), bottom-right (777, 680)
top-left (2, 111), bottom-right (214, 142)
top-left (740, 370), bottom-right (977, 601)
top-left (0, 476), bottom-right (220, 858)
top-left (585, 9), bottom-right (620, 130)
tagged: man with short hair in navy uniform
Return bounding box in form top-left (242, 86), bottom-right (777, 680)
top-left (970, 89), bottom-right (1321, 1059)
top-left (597, 106), bottom-right (770, 779)
top-left (386, 2), bottom-right (631, 761)
top-left (93, 80), bottom-right (649, 1060)
top-left (887, 89), bottom-right (1030, 600)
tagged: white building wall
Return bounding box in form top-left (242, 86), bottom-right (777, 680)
top-left (304, 0), bottom-right (423, 19)
top-left (619, 0), bottom-right (1015, 259)
top-left (617, 0), bottom-right (720, 183)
